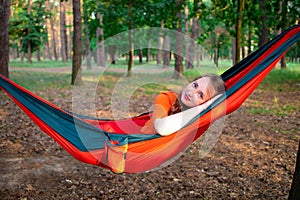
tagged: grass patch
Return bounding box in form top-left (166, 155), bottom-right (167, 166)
top-left (246, 106), bottom-right (295, 117)
top-left (7, 59), bottom-right (299, 98)
top-left (10, 71), bottom-right (72, 92)
top-left (9, 59), bottom-right (71, 68)
top-left (260, 64), bottom-right (300, 91)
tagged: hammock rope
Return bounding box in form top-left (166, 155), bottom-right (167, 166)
top-left (1, 24), bottom-right (300, 173)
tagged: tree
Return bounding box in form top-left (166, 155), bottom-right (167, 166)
top-left (0, 0), bottom-right (10, 77)
top-left (186, 0), bottom-right (201, 69)
top-left (173, 0), bottom-right (184, 79)
top-left (60, 0), bottom-right (68, 62)
top-left (27, 0), bottom-right (32, 63)
top-left (83, 14), bottom-right (92, 70)
top-left (258, 0), bottom-right (268, 48)
top-left (10, 0), bottom-right (49, 62)
top-left (126, 0), bottom-right (134, 76)
top-left (96, 13), bottom-right (105, 67)
top-left (71, 0), bottom-right (82, 85)
top-left (235, 0), bottom-right (244, 64)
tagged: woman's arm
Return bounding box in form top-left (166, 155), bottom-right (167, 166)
top-left (141, 92), bottom-right (177, 133)
top-left (154, 94), bottom-right (221, 136)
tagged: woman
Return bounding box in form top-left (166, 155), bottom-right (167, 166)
top-left (141, 74), bottom-right (225, 136)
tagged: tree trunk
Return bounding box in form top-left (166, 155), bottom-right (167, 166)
top-left (186, 17), bottom-right (198, 69)
top-left (232, 38), bottom-right (236, 65)
top-left (280, 56), bottom-right (287, 69)
top-left (258, 0), bottom-right (268, 48)
top-left (36, 47), bottom-right (41, 61)
top-left (196, 15), bottom-right (201, 68)
top-left (71, 0), bottom-right (82, 85)
top-left (157, 21), bottom-right (164, 65)
top-left (50, 19), bottom-right (58, 61)
top-left (147, 41), bottom-right (151, 63)
top-left (0, 0), bottom-right (10, 77)
top-left (127, 29), bottom-right (134, 77)
top-left (84, 23), bottom-right (92, 70)
top-left (127, 0), bottom-right (133, 77)
top-left (280, 0), bottom-right (287, 69)
top-left (27, 0), bottom-right (32, 63)
top-left (44, 7), bottom-right (52, 60)
top-left (60, 0), bottom-right (68, 62)
top-left (213, 31), bottom-right (219, 67)
top-left (288, 141), bottom-right (300, 200)
top-left (20, 39), bottom-right (24, 62)
top-left (235, 0), bottom-right (244, 64)
top-left (109, 45), bottom-right (117, 64)
top-left (247, 22), bottom-right (252, 55)
top-left (184, 3), bottom-right (190, 68)
top-left (196, 45), bottom-right (201, 68)
top-left (67, 0), bottom-right (72, 59)
top-left (242, 46), bottom-right (246, 59)
top-left (138, 48), bottom-right (143, 64)
top-left (163, 35), bottom-right (170, 67)
top-left (173, 0), bottom-right (183, 79)
top-left (45, 41), bottom-right (52, 60)
top-left (96, 13), bottom-right (105, 67)
top-left (146, 28), bottom-right (152, 63)
top-left (13, 46), bottom-right (17, 60)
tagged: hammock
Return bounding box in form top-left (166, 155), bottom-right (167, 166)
top-left (1, 25), bottom-right (300, 173)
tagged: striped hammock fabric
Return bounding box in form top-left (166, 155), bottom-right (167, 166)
top-left (1, 25), bottom-right (299, 173)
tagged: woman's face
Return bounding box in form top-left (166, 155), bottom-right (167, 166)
top-left (180, 77), bottom-right (212, 107)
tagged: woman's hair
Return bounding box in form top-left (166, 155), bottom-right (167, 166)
top-left (169, 74), bottom-right (225, 115)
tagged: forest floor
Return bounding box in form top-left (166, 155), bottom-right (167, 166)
top-left (0, 68), bottom-right (299, 200)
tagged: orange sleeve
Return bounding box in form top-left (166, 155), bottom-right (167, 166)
top-left (141, 92), bottom-right (177, 133)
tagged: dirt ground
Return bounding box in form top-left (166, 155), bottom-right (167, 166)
top-left (0, 79), bottom-right (299, 199)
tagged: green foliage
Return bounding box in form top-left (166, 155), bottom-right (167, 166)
top-left (7, 0), bottom-right (300, 67)
top-left (9, 0), bottom-right (49, 53)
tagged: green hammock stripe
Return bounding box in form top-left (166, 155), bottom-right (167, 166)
top-left (1, 77), bottom-right (160, 151)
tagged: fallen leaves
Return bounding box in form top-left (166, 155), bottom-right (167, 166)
top-left (0, 84), bottom-right (299, 199)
